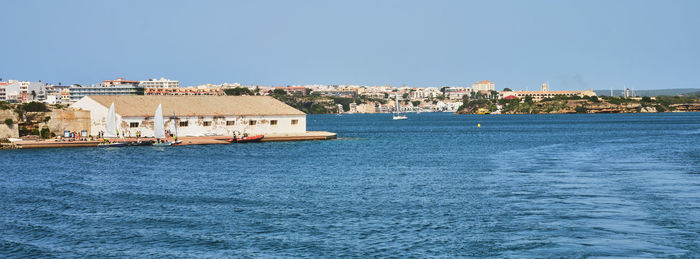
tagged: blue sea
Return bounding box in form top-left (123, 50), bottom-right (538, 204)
top-left (2, 113), bottom-right (700, 257)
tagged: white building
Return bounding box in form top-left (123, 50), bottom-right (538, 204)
top-left (436, 101), bottom-right (463, 112)
top-left (0, 81), bottom-right (47, 102)
top-left (472, 80), bottom-right (495, 92)
top-left (69, 84), bottom-right (143, 101)
top-left (71, 95), bottom-right (307, 137)
top-left (139, 78), bottom-right (179, 88)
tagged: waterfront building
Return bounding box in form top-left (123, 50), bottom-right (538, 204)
top-left (139, 77), bottom-right (179, 88)
top-left (435, 101), bottom-right (463, 112)
top-left (472, 80), bottom-right (496, 92)
top-left (71, 95), bottom-right (307, 137)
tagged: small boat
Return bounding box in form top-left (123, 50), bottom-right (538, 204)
top-left (392, 94), bottom-right (408, 120)
top-left (153, 141), bottom-right (172, 146)
top-left (98, 142), bottom-right (126, 147)
top-left (228, 134), bottom-right (264, 143)
top-left (126, 140), bottom-right (155, 146)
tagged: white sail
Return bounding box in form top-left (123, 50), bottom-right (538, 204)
top-left (154, 104), bottom-right (165, 139)
top-left (104, 102), bottom-right (117, 138)
top-left (393, 94), bottom-right (407, 120)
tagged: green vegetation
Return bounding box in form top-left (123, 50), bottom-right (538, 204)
top-left (19, 102), bottom-right (50, 112)
top-left (272, 88), bottom-right (287, 96)
top-left (4, 118), bottom-right (13, 127)
top-left (224, 87), bottom-right (254, 96)
top-left (40, 128), bottom-right (52, 139)
top-left (0, 101), bottom-right (10, 110)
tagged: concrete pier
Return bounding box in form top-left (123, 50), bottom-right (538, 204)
top-left (9, 131), bottom-right (337, 149)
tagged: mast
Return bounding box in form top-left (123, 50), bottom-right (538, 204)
top-left (173, 112), bottom-right (178, 138)
top-left (395, 94), bottom-right (400, 114)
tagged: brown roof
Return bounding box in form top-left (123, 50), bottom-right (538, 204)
top-left (85, 95), bottom-right (305, 117)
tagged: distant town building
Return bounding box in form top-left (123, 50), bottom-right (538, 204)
top-left (139, 78), bottom-right (179, 88)
top-left (0, 80), bottom-right (47, 103)
top-left (444, 87), bottom-right (472, 100)
top-left (145, 85), bottom-right (222, 96)
top-left (71, 95), bottom-right (307, 137)
top-left (103, 77), bottom-right (140, 87)
top-left (286, 86), bottom-right (308, 96)
top-left (69, 84), bottom-right (143, 101)
top-left (472, 80), bottom-right (496, 92)
top-left (498, 83), bottom-right (596, 101)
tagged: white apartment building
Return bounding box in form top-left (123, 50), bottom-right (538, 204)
top-left (0, 80), bottom-right (47, 102)
top-left (139, 77), bottom-right (180, 88)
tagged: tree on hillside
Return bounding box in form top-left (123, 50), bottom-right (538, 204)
top-left (503, 88), bottom-right (512, 91)
top-left (272, 88), bottom-right (287, 96)
top-left (224, 87), bottom-right (253, 96)
top-left (21, 102), bottom-right (50, 112)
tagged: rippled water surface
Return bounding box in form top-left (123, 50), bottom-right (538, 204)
top-left (2, 113), bottom-right (700, 257)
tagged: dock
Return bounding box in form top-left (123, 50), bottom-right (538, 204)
top-left (3, 131), bottom-right (337, 149)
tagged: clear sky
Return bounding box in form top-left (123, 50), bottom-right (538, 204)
top-left (1, 0), bottom-right (698, 90)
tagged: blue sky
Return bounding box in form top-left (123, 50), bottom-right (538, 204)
top-left (1, 0), bottom-right (698, 90)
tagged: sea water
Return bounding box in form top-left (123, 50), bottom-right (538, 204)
top-left (1, 113), bottom-right (699, 257)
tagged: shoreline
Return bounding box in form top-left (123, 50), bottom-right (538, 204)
top-left (2, 131), bottom-right (337, 150)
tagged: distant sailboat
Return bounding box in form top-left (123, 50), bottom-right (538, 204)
top-left (392, 94), bottom-right (407, 120)
top-left (153, 104), bottom-right (171, 146)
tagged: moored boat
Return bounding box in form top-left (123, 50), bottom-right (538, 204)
top-left (98, 142), bottom-right (126, 147)
top-left (126, 140), bottom-right (155, 146)
top-left (228, 134), bottom-right (264, 143)
top-left (153, 141), bottom-right (172, 146)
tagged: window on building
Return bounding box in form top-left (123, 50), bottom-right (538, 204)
top-left (291, 119), bottom-right (298, 125)
top-left (129, 122), bottom-right (139, 128)
top-left (203, 121), bottom-right (212, 127)
top-left (226, 121), bottom-right (235, 126)
top-left (249, 120), bottom-right (256, 126)
top-left (179, 121), bottom-right (188, 127)
top-left (270, 120), bottom-right (278, 126)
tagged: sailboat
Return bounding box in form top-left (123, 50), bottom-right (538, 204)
top-left (172, 112), bottom-right (182, 144)
top-left (392, 94), bottom-right (407, 120)
top-left (152, 104), bottom-right (172, 146)
top-left (98, 102), bottom-right (126, 147)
